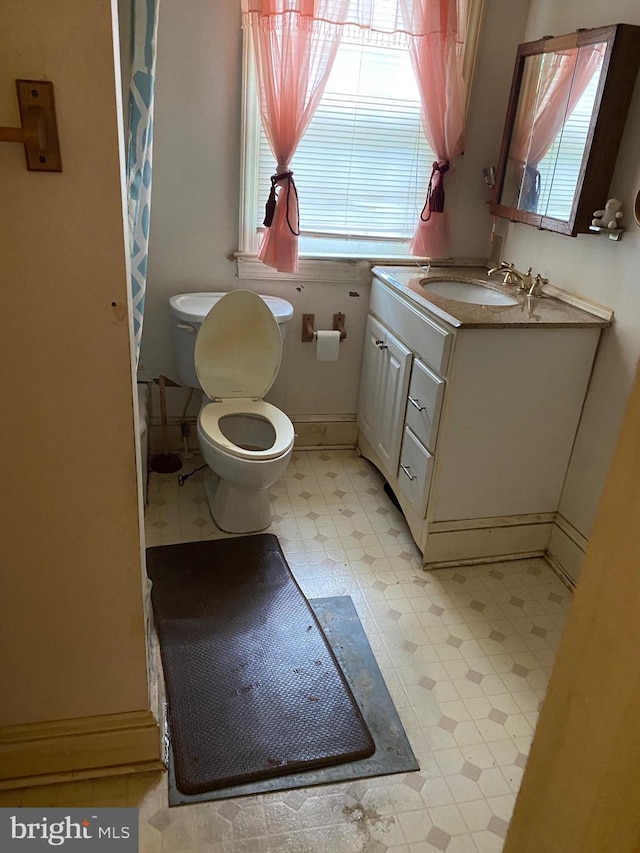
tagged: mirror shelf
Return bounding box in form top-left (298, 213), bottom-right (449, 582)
top-left (490, 24), bottom-right (640, 237)
top-left (588, 225), bottom-right (624, 241)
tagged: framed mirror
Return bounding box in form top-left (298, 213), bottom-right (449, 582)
top-left (490, 24), bottom-right (640, 236)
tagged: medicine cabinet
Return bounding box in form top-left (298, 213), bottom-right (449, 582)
top-left (490, 24), bottom-right (640, 236)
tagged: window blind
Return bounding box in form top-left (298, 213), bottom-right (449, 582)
top-left (257, 38), bottom-right (434, 254)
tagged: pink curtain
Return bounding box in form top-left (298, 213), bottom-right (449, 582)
top-left (398, 0), bottom-right (466, 259)
top-left (509, 57), bottom-right (542, 164)
top-left (242, 0), bottom-right (349, 272)
top-left (528, 45), bottom-right (603, 165)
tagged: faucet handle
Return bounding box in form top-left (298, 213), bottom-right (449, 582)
top-left (528, 273), bottom-right (549, 297)
top-left (520, 267), bottom-right (534, 290)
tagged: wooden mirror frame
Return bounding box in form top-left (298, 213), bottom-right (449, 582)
top-left (490, 24), bottom-right (640, 237)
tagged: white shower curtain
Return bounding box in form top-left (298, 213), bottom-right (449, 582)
top-left (126, 0), bottom-right (160, 365)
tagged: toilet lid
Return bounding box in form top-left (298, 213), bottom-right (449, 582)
top-left (194, 290), bottom-right (282, 399)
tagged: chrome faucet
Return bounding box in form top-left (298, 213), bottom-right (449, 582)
top-left (488, 261), bottom-right (533, 291)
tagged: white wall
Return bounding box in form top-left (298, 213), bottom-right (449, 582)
top-left (0, 0), bottom-right (152, 729)
top-left (141, 0), bottom-right (530, 421)
top-left (503, 0), bottom-right (640, 553)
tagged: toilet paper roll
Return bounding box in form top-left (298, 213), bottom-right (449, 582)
top-left (316, 329), bottom-right (341, 362)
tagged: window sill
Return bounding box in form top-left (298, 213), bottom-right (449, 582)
top-left (235, 253), bottom-right (488, 283)
top-left (235, 253), bottom-right (430, 283)
top-left (236, 254), bottom-right (373, 283)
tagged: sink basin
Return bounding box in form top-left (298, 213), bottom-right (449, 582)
top-left (421, 279), bottom-right (519, 306)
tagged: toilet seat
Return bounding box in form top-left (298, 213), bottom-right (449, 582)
top-left (199, 399), bottom-right (294, 461)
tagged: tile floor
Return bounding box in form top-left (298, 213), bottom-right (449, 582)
top-left (2, 449), bottom-right (573, 852)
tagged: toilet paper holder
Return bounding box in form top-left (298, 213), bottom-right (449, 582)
top-left (301, 313), bottom-right (347, 342)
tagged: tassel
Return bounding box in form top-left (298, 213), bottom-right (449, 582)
top-left (263, 178), bottom-right (278, 227)
top-left (262, 170), bottom-right (300, 235)
top-left (420, 159), bottom-right (450, 222)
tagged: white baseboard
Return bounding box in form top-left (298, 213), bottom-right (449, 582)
top-left (424, 518), bottom-right (552, 568)
top-left (546, 514), bottom-right (588, 586)
top-left (0, 710), bottom-right (163, 790)
top-left (292, 419), bottom-right (357, 448)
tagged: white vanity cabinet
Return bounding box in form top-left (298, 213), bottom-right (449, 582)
top-left (357, 274), bottom-right (604, 568)
top-left (357, 279), bottom-right (453, 525)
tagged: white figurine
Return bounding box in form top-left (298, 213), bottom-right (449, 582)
top-left (592, 198), bottom-right (623, 230)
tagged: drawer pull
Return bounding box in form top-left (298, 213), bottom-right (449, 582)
top-left (408, 395), bottom-right (426, 412)
top-left (375, 339), bottom-right (388, 349)
top-left (400, 463), bottom-right (416, 481)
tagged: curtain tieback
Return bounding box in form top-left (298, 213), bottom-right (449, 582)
top-left (420, 159), bottom-right (450, 222)
top-left (263, 169), bottom-right (300, 237)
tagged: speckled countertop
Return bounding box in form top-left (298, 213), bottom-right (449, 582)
top-left (372, 265), bottom-right (611, 329)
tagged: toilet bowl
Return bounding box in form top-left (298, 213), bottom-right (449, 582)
top-left (192, 290), bottom-right (295, 533)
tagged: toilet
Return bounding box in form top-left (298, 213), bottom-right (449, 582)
top-left (173, 290), bottom-right (295, 533)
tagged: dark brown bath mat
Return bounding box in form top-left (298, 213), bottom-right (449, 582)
top-left (146, 534), bottom-right (375, 795)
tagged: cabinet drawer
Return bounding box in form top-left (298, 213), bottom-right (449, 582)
top-left (397, 427), bottom-right (434, 516)
top-left (405, 358), bottom-right (444, 452)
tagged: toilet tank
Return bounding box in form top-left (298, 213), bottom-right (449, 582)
top-left (169, 292), bottom-right (294, 388)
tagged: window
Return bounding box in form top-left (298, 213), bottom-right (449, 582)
top-left (239, 0), bottom-right (482, 265)
top-left (255, 36), bottom-right (433, 257)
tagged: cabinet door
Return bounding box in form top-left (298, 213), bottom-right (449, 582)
top-left (374, 326), bottom-right (412, 476)
top-left (357, 315), bottom-right (412, 477)
top-left (357, 315), bottom-right (388, 447)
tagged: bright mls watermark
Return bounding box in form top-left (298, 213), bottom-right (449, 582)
top-left (0, 809), bottom-right (138, 850)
